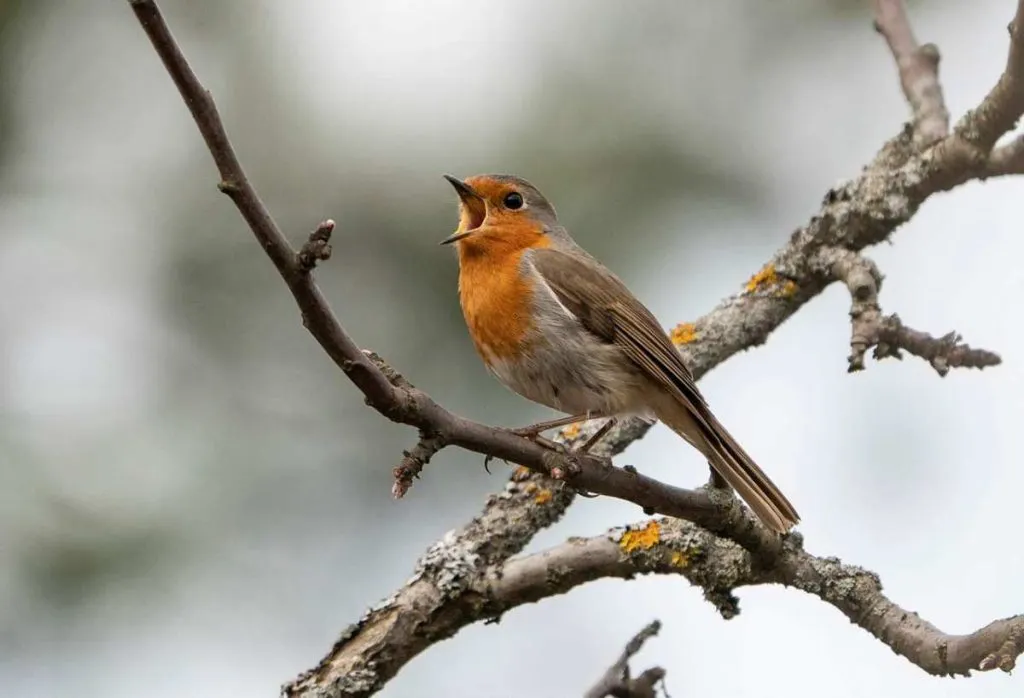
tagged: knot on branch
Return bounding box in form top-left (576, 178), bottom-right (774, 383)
top-left (978, 621), bottom-right (1024, 672)
top-left (297, 219), bottom-right (335, 272)
top-left (392, 432), bottom-right (445, 499)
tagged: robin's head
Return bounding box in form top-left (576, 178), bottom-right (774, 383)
top-left (441, 174), bottom-right (559, 254)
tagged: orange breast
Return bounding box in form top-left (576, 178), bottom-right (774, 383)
top-left (458, 246), bottom-right (536, 365)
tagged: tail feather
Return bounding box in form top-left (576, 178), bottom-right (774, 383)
top-left (655, 404), bottom-right (800, 533)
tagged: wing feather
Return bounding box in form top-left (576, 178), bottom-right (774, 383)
top-left (527, 246), bottom-right (800, 531)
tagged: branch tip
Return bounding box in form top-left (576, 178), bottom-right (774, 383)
top-left (584, 620), bottom-right (666, 698)
top-left (392, 433), bottom-right (445, 498)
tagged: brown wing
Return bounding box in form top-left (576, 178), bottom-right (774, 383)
top-left (527, 246), bottom-right (710, 413)
top-left (528, 246), bottom-right (800, 532)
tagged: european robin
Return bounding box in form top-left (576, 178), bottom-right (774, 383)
top-left (441, 174), bottom-right (800, 533)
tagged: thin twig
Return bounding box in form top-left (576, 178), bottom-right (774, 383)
top-left (823, 247), bottom-right (1001, 375)
top-left (584, 621), bottom-right (665, 698)
top-left (873, 0), bottom-right (950, 145)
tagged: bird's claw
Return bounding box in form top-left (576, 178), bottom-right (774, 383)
top-left (483, 453), bottom-right (510, 474)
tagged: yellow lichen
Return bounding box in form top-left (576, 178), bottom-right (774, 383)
top-left (619, 520), bottom-right (660, 553)
top-left (560, 422), bottom-right (581, 439)
top-left (522, 482), bottom-right (538, 495)
top-left (670, 322), bottom-right (698, 345)
top-left (745, 264), bottom-right (780, 293)
top-left (669, 551), bottom-right (689, 568)
top-left (512, 465), bottom-right (532, 481)
top-left (745, 264), bottom-right (799, 298)
top-left (534, 489), bottom-right (553, 505)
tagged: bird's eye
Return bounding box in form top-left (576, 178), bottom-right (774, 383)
top-left (503, 192), bottom-right (524, 210)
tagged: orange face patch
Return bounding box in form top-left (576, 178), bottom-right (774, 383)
top-left (451, 175), bottom-right (552, 363)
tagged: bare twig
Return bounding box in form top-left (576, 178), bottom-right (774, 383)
top-left (873, 0), bottom-right (950, 145)
top-left (584, 621), bottom-right (666, 698)
top-left (874, 314), bottom-right (1003, 376)
top-left (823, 247), bottom-right (1000, 374)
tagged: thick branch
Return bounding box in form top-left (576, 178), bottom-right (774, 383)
top-left (873, 0), bottom-right (950, 145)
top-left (491, 519), bottom-right (1024, 677)
top-left (290, 516), bottom-right (1024, 697)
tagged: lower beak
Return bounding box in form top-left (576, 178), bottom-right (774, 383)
top-left (441, 175), bottom-right (485, 245)
top-left (440, 230), bottom-right (473, 245)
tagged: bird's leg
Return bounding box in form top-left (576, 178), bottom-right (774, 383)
top-left (558, 418), bottom-right (618, 499)
top-left (708, 464), bottom-right (730, 490)
top-left (573, 417), bottom-right (617, 455)
top-left (486, 415), bottom-right (593, 475)
top-left (510, 413), bottom-right (599, 438)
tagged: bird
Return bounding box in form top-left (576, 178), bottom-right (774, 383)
top-left (440, 174), bottom-right (800, 533)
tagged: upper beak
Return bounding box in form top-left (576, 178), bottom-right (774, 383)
top-left (441, 174), bottom-right (485, 245)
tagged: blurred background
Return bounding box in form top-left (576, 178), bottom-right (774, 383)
top-left (1, 0), bottom-right (1022, 696)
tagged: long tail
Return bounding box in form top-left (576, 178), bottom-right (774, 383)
top-left (654, 403), bottom-right (800, 533)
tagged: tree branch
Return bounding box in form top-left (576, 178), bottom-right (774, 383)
top-left (125, 0), bottom-right (1024, 696)
top-left (825, 247), bottom-right (1000, 375)
top-left (290, 515), bottom-right (1024, 697)
top-left (584, 620), bottom-right (666, 698)
top-left (987, 132), bottom-right (1024, 176)
top-left (873, 0), bottom-right (950, 145)
top-left (953, 0), bottom-right (1024, 152)
top-left (488, 519), bottom-right (1024, 677)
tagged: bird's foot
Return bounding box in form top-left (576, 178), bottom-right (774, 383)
top-left (482, 453), bottom-right (505, 474)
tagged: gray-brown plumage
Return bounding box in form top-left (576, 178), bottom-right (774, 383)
top-left (528, 248), bottom-right (800, 533)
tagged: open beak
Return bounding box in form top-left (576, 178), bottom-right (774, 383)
top-left (441, 174), bottom-right (486, 245)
